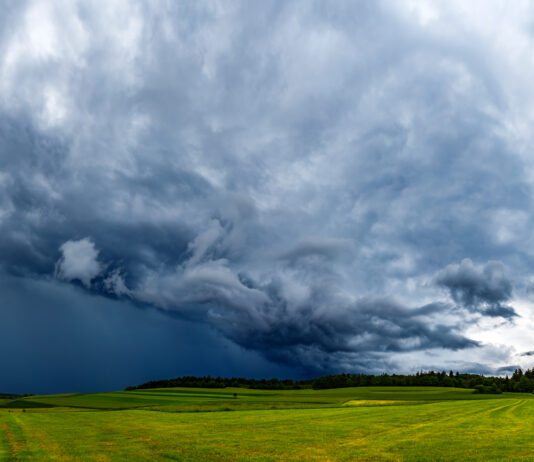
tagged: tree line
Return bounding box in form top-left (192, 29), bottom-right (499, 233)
top-left (125, 376), bottom-right (313, 391)
top-left (312, 369), bottom-right (534, 394)
top-left (126, 368), bottom-right (534, 394)
top-left (0, 393), bottom-right (31, 398)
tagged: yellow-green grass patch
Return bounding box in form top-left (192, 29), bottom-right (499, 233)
top-left (1, 387), bottom-right (533, 460)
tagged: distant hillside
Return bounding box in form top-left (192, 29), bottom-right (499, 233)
top-left (126, 369), bottom-right (534, 394)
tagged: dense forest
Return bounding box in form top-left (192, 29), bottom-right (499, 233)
top-left (125, 376), bottom-right (313, 391)
top-left (126, 368), bottom-right (534, 394)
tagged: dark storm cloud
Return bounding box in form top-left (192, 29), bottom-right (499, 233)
top-left (435, 259), bottom-right (517, 318)
top-left (0, 273), bottom-right (294, 394)
top-left (45, 230), bottom-right (477, 373)
top-left (1, 0), bottom-right (533, 379)
top-left (224, 296), bottom-right (478, 371)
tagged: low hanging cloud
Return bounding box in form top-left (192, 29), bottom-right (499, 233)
top-left (55, 229), bottom-right (478, 372)
top-left (55, 238), bottom-right (103, 288)
top-left (435, 259), bottom-right (516, 319)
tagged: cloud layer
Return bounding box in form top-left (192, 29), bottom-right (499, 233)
top-left (2, 0), bottom-right (534, 378)
top-left (436, 259), bottom-right (516, 318)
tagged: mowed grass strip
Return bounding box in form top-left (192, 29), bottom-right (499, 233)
top-left (1, 398), bottom-right (534, 461)
top-left (1, 387), bottom-right (534, 461)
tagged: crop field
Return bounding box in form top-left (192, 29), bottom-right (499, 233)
top-left (1, 387), bottom-right (534, 461)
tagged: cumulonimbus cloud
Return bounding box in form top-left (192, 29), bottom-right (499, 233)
top-left (1, 1), bottom-right (533, 374)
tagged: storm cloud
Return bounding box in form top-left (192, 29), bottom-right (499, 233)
top-left (2, 0), bottom-right (534, 387)
top-left (435, 259), bottom-right (516, 318)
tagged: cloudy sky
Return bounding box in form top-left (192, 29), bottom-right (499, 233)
top-left (2, 0), bottom-right (534, 394)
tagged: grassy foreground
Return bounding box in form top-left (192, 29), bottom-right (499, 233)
top-left (1, 386), bottom-right (533, 461)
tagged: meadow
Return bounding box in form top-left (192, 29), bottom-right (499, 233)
top-left (1, 386), bottom-right (533, 461)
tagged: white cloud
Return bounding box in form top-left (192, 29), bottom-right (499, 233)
top-left (55, 238), bottom-right (102, 287)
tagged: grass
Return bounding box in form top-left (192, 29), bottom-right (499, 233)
top-left (1, 386), bottom-right (533, 460)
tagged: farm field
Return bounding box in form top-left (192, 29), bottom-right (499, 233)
top-left (1, 386), bottom-right (533, 461)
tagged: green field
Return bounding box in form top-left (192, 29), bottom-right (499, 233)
top-left (1, 386), bottom-right (534, 461)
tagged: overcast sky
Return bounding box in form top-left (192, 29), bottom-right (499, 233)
top-left (2, 0), bottom-right (534, 393)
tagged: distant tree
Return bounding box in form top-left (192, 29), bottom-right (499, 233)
top-left (518, 376), bottom-right (534, 393)
top-left (492, 383), bottom-right (503, 394)
top-left (473, 384), bottom-right (484, 394)
top-left (512, 368), bottom-right (523, 382)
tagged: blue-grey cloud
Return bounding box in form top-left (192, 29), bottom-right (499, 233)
top-left (1, 1), bottom-right (534, 384)
top-left (435, 259), bottom-right (516, 318)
